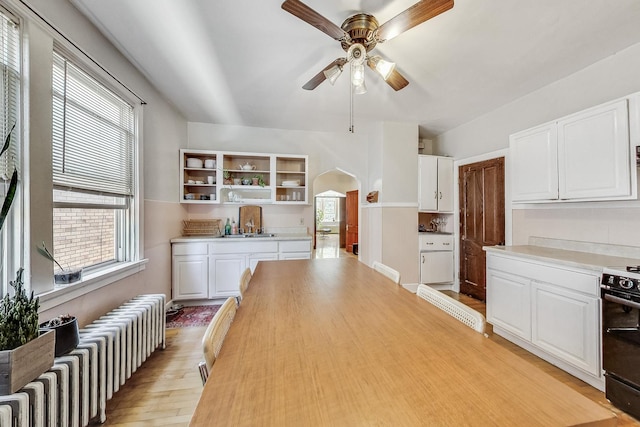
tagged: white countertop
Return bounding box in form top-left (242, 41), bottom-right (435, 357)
top-left (484, 237), bottom-right (640, 273)
top-left (171, 233), bottom-right (312, 244)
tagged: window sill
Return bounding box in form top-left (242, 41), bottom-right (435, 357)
top-left (38, 259), bottom-right (148, 312)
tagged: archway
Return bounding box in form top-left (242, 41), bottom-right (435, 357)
top-left (312, 169), bottom-right (360, 258)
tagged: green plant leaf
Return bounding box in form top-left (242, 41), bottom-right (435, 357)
top-left (0, 123), bottom-right (15, 158)
top-left (0, 169), bottom-right (18, 230)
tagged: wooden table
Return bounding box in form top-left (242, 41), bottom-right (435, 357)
top-left (190, 258), bottom-right (616, 426)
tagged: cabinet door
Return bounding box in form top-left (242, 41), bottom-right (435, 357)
top-left (531, 281), bottom-right (599, 376)
top-left (558, 99), bottom-right (630, 200)
top-left (486, 268), bottom-right (531, 340)
top-left (420, 251), bottom-right (453, 284)
top-left (172, 255), bottom-right (209, 300)
top-left (210, 254), bottom-right (246, 297)
top-left (247, 253), bottom-right (279, 273)
top-left (510, 123), bottom-right (558, 201)
top-left (437, 157), bottom-right (454, 212)
top-left (418, 156), bottom-right (438, 211)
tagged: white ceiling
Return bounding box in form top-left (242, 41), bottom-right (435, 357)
top-left (71, 0), bottom-right (640, 138)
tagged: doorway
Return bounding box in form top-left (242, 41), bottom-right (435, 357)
top-left (312, 169), bottom-right (359, 259)
top-left (459, 157), bottom-right (505, 301)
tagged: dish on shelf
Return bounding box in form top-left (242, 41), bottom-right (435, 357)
top-left (184, 193), bottom-right (195, 200)
top-left (204, 159), bottom-right (215, 169)
top-left (282, 180), bottom-right (300, 186)
top-left (186, 158), bottom-right (203, 168)
top-left (195, 180), bottom-right (204, 184)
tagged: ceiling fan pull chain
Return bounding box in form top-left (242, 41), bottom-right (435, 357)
top-left (349, 64), bottom-right (354, 133)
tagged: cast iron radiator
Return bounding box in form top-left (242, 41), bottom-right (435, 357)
top-left (0, 294), bottom-right (166, 427)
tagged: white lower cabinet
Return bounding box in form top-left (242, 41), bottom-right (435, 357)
top-left (172, 238), bottom-right (312, 300)
top-left (172, 255), bottom-right (209, 300)
top-left (210, 254), bottom-right (247, 297)
top-left (247, 253), bottom-right (279, 273)
top-left (486, 268), bottom-right (531, 340)
top-left (486, 252), bottom-right (603, 390)
top-left (278, 240), bottom-right (312, 260)
top-left (531, 281), bottom-right (599, 376)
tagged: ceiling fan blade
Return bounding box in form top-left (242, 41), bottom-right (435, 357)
top-left (302, 58), bottom-right (348, 90)
top-left (376, 0), bottom-right (454, 42)
top-left (281, 0), bottom-right (348, 41)
top-left (366, 58), bottom-right (409, 91)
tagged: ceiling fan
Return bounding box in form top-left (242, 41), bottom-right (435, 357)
top-left (281, 0), bottom-right (454, 92)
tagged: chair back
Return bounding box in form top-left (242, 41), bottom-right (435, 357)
top-left (416, 284), bottom-right (486, 335)
top-left (238, 267), bottom-right (252, 303)
top-left (200, 297), bottom-right (237, 383)
top-left (372, 261), bottom-right (401, 284)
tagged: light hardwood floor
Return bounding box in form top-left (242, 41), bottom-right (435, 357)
top-left (101, 290), bottom-right (640, 426)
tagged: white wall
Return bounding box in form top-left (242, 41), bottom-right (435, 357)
top-left (434, 40), bottom-right (640, 247)
top-left (18, 0), bottom-right (187, 325)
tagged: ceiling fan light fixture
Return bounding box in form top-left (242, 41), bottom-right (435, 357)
top-left (371, 56), bottom-right (396, 80)
top-left (353, 81), bottom-right (367, 95)
top-left (323, 64), bottom-right (343, 85)
top-left (351, 63), bottom-right (365, 87)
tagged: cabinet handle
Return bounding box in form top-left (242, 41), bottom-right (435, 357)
top-left (439, 191), bottom-right (443, 199)
top-left (443, 243), bottom-right (450, 246)
top-left (422, 255), bottom-right (425, 264)
top-left (434, 191), bottom-right (438, 199)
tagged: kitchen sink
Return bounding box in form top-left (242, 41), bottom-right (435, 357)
top-left (223, 233), bottom-right (276, 238)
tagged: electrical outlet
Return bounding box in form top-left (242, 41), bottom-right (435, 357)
top-left (299, 217), bottom-right (304, 225)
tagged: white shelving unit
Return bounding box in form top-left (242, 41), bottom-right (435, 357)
top-left (179, 149), bottom-right (308, 205)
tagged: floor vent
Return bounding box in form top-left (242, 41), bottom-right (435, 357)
top-left (416, 285), bottom-right (486, 335)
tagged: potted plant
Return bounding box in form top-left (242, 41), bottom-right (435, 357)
top-left (40, 313), bottom-right (79, 357)
top-left (0, 269), bottom-right (55, 395)
top-left (252, 174), bottom-right (265, 187)
top-left (223, 170), bottom-right (232, 185)
top-left (0, 125), bottom-right (55, 395)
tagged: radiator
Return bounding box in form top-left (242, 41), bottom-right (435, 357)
top-left (0, 294), bottom-right (165, 427)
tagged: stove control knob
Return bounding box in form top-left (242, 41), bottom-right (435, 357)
top-left (619, 278), bottom-right (634, 289)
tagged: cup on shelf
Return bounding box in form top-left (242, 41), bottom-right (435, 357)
top-left (210, 193), bottom-right (216, 200)
top-left (207, 176), bottom-right (214, 184)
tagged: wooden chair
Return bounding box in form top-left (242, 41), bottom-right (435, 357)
top-left (416, 284), bottom-right (487, 335)
top-left (372, 261), bottom-right (401, 284)
top-left (236, 267), bottom-right (252, 305)
top-left (198, 297), bottom-right (237, 385)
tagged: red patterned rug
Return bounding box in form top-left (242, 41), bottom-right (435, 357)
top-left (166, 305), bottom-right (221, 328)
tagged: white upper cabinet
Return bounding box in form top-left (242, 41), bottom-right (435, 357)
top-left (558, 100), bottom-right (630, 200)
top-left (419, 155), bottom-right (453, 212)
top-left (510, 95), bottom-right (638, 203)
top-left (510, 123), bottom-right (558, 201)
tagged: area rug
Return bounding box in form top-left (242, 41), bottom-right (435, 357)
top-left (166, 305), bottom-right (221, 328)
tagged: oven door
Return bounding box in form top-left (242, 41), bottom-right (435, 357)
top-left (602, 289), bottom-right (640, 387)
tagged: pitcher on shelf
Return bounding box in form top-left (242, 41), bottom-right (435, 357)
top-left (239, 162), bottom-right (256, 171)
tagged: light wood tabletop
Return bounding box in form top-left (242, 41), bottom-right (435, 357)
top-left (190, 257), bottom-right (617, 426)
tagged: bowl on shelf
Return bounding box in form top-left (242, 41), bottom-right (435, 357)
top-left (185, 193), bottom-right (195, 200)
top-left (282, 179), bottom-right (300, 186)
top-left (186, 158), bottom-right (203, 168)
top-left (204, 159), bottom-right (216, 169)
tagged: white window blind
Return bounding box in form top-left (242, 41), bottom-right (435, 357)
top-left (52, 51), bottom-right (134, 196)
top-left (0, 7), bottom-right (19, 183)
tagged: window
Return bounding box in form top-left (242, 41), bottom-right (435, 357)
top-left (0, 7), bottom-right (20, 293)
top-left (52, 50), bottom-right (137, 278)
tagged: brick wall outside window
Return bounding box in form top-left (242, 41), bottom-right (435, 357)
top-left (53, 208), bottom-right (115, 270)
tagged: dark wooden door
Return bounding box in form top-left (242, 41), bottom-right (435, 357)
top-left (339, 197), bottom-right (347, 248)
top-left (459, 157), bottom-right (505, 301)
top-left (346, 190), bottom-right (358, 252)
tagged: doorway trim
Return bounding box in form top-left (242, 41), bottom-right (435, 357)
top-left (452, 148), bottom-right (511, 292)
